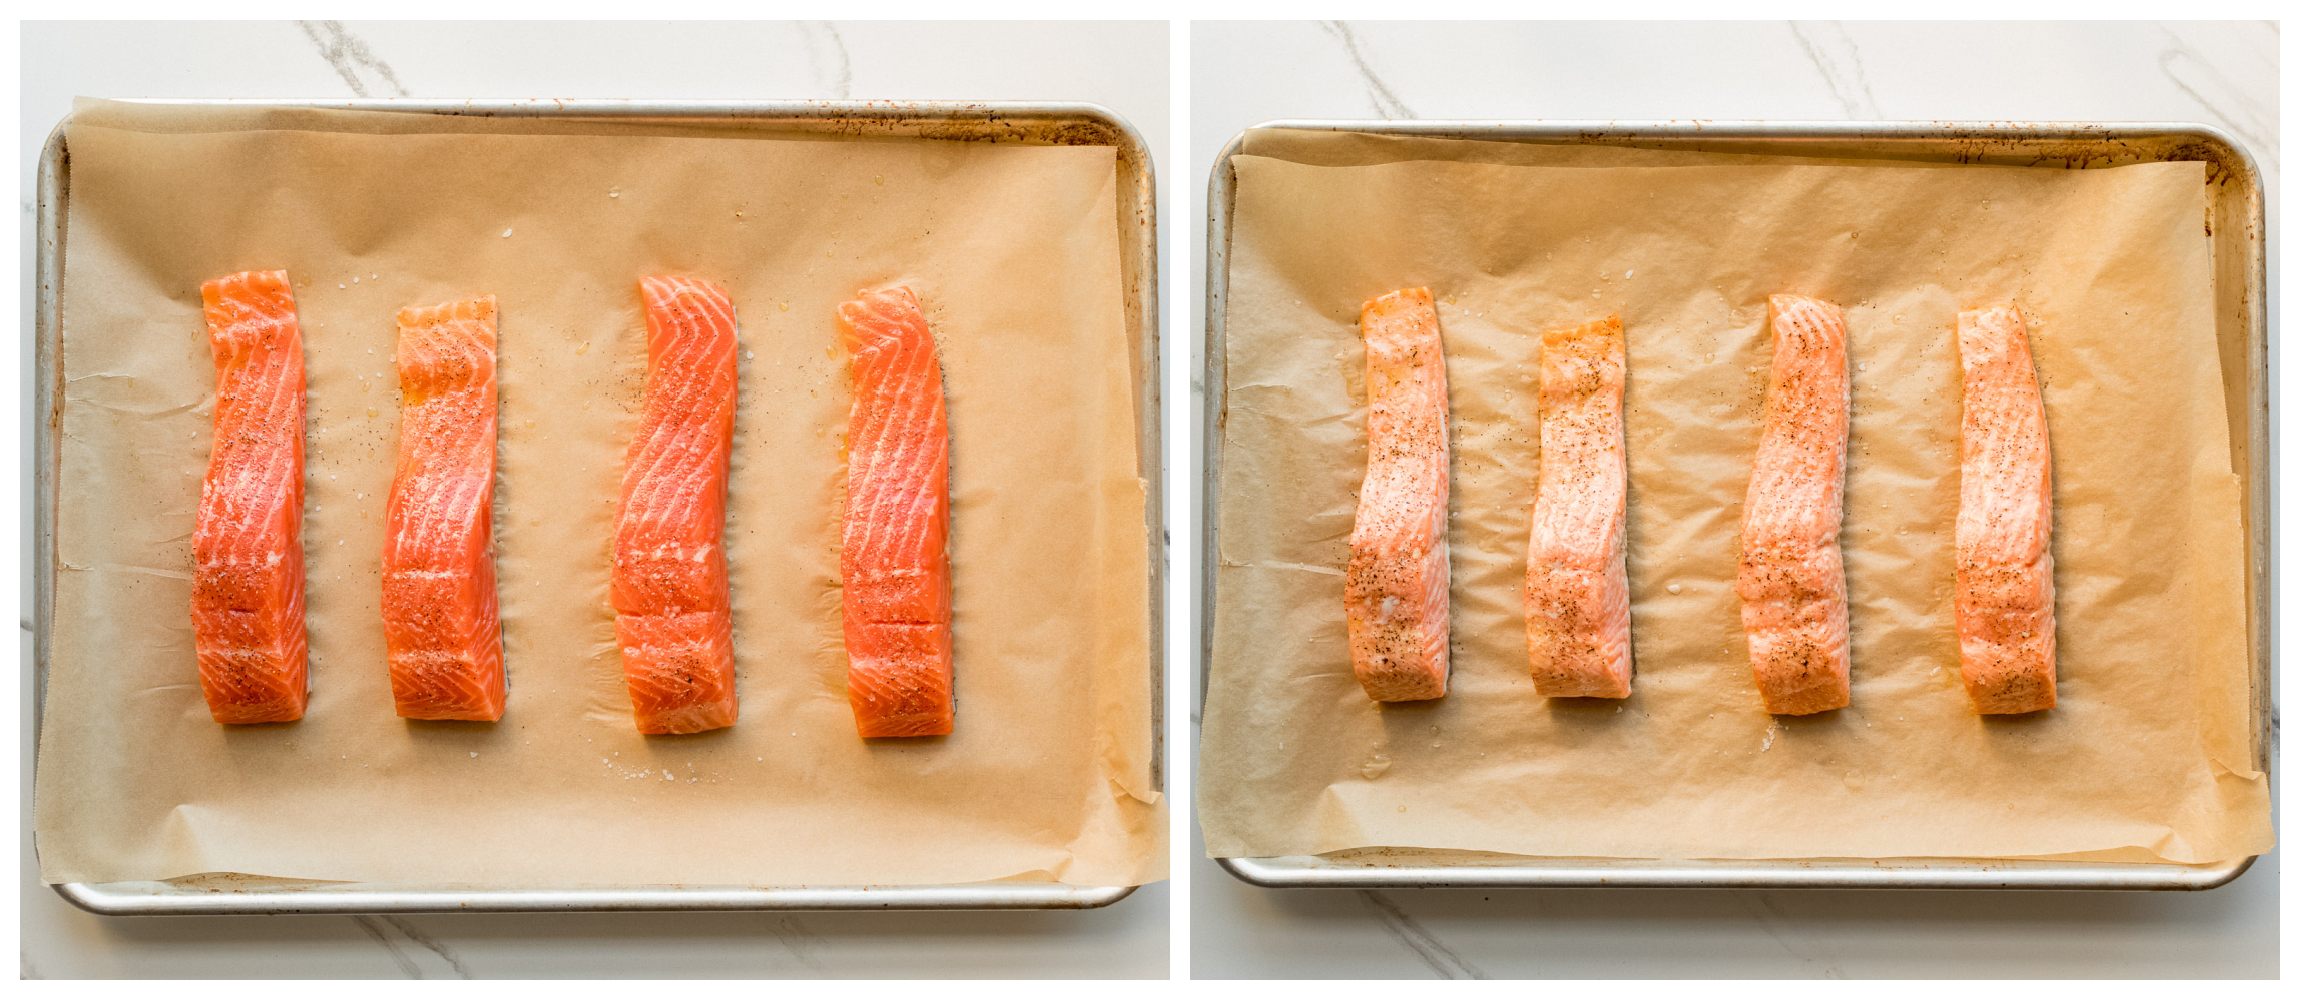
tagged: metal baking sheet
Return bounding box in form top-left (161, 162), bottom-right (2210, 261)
top-left (1200, 119), bottom-right (2268, 892)
top-left (34, 98), bottom-right (1162, 915)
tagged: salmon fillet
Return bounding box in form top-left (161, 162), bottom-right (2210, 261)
top-left (613, 276), bottom-right (740, 734)
top-left (382, 296), bottom-right (505, 722)
top-left (1527, 315), bottom-right (1632, 699)
top-left (1345, 287), bottom-right (1451, 703)
top-left (837, 287), bottom-right (954, 738)
top-left (1738, 294), bottom-right (1852, 716)
top-left (1955, 305), bottom-right (2057, 714)
top-left (191, 269), bottom-right (309, 724)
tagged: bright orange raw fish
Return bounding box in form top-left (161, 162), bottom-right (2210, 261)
top-left (837, 286), bottom-right (954, 738)
top-left (613, 277), bottom-right (741, 735)
top-left (192, 269), bottom-right (309, 724)
top-left (383, 296), bottom-right (505, 722)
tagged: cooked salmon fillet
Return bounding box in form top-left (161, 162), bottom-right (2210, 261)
top-left (382, 296), bottom-right (505, 722)
top-left (1527, 315), bottom-right (1632, 699)
top-left (613, 276), bottom-right (740, 735)
top-left (1955, 305), bottom-right (2057, 714)
top-left (1737, 294), bottom-right (1852, 716)
top-left (838, 287), bottom-right (955, 738)
top-left (1345, 287), bottom-right (1451, 703)
top-left (191, 269), bottom-right (309, 724)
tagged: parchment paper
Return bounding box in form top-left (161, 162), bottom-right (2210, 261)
top-left (1200, 135), bottom-right (2270, 865)
top-left (38, 102), bottom-right (1160, 887)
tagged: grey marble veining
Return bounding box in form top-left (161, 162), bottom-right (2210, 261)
top-left (2154, 22), bottom-right (2279, 170)
top-left (1354, 889), bottom-right (1487, 980)
top-left (798, 21), bottom-right (854, 100)
top-left (1787, 21), bottom-right (1881, 119)
top-left (295, 20), bottom-right (410, 99)
top-left (1320, 21), bottom-right (1417, 120)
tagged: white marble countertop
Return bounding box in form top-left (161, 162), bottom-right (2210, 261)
top-left (1187, 20), bottom-right (2277, 979)
top-left (17, 19), bottom-right (1169, 980)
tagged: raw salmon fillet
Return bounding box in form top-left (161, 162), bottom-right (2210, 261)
top-left (1737, 294), bottom-right (1853, 716)
top-left (1345, 287), bottom-right (1451, 703)
top-left (613, 277), bottom-right (740, 734)
top-left (838, 287), bottom-right (954, 738)
top-left (382, 296), bottom-right (505, 722)
top-left (1955, 305), bottom-right (2057, 714)
top-left (191, 269), bottom-right (309, 724)
top-left (1526, 315), bottom-right (1632, 699)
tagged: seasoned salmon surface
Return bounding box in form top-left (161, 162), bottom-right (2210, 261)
top-left (613, 277), bottom-right (740, 734)
top-left (1526, 315), bottom-right (1632, 699)
top-left (1956, 305), bottom-right (2057, 714)
top-left (1737, 294), bottom-right (1853, 715)
top-left (1345, 287), bottom-right (1451, 703)
top-left (192, 270), bottom-right (310, 724)
top-left (382, 296), bottom-right (505, 722)
top-left (838, 287), bottom-right (954, 737)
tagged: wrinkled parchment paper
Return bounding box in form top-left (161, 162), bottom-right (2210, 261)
top-left (38, 101), bottom-right (1160, 887)
top-left (1200, 132), bottom-right (2269, 865)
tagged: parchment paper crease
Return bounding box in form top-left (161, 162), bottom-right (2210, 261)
top-left (1200, 132), bottom-right (2269, 865)
top-left (38, 101), bottom-right (1160, 887)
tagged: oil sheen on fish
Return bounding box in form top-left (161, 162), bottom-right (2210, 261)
top-left (1345, 287), bottom-right (1451, 703)
top-left (191, 269), bottom-right (309, 724)
top-left (1737, 294), bottom-right (1852, 716)
top-left (613, 276), bottom-right (740, 734)
top-left (838, 286), bottom-right (954, 738)
top-left (382, 296), bottom-right (505, 722)
top-left (1527, 314), bottom-right (1632, 699)
top-left (1955, 304), bottom-right (2057, 714)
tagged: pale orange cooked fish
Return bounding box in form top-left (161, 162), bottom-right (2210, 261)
top-left (1955, 304), bottom-right (2057, 714)
top-left (1737, 294), bottom-right (1852, 716)
top-left (1345, 287), bottom-right (1450, 703)
top-left (1526, 315), bottom-right (1632, 699)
